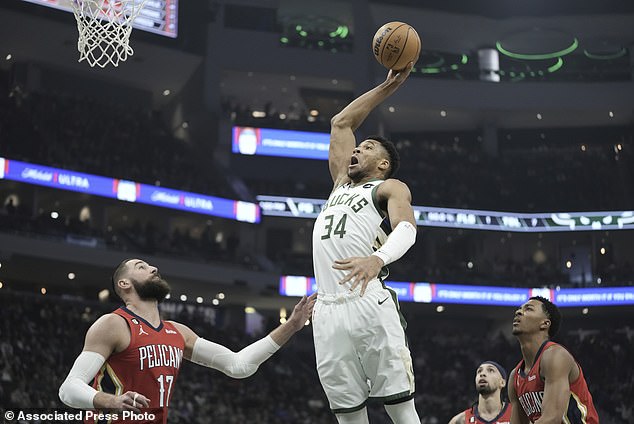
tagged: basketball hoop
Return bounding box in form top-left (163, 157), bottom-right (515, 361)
top-left (71, 0), bottom-right (149, 68)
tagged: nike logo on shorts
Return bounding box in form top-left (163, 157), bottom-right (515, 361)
top-left (378, 296), bottom-right (389, 305)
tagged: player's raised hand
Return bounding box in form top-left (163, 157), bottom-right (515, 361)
top-left (334, 255), bottom-right (384, 296)
top-left (386, 61), bottom-right (414, 85)
top-left (286, 293), bottom-right (317, 331)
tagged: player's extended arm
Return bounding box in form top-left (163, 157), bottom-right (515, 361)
top-left (534, 348), bottom-right (575, 424)
top-left (508, 369), bottom-right (531, 424)
top-left (447, 411), bottom-right (465, 424)
top-left (59, 314), bottom-right (150, 411)
top-left (176, 294), bottom-right (316, 378)
top-left (328, 63), bottom-right (414, 183)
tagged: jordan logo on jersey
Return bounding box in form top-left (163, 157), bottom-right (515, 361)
top-left (518, 391), bottom-right (544, 416)
top-left (139, 325), bottom-right (149, 336)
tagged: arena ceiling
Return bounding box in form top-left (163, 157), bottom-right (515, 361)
top-left (0, 1), bottom-right (632, 131)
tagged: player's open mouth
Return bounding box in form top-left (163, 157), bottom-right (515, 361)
top-left (349, 156), bottom-right (359, 167)
top-left (478, 379), bottom-right (487, 384)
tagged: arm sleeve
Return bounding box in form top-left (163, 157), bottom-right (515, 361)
top-left (58, 351), bottom-right (105, 409)
top-left (190, 335), bottom-right (280, 379)
top-left (372, 220), bottom-right (417, 266)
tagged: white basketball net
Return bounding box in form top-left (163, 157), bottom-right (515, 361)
top-left (71, 0), bottom-right (148, 68)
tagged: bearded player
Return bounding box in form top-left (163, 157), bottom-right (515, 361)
top-left (448, 361), bottom-right (512, 424)
top-left (59, 258), bottom-right (316, 423)
top-left (508, 296), bottom-right (599, 424)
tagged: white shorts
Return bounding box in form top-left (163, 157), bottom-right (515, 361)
top-left (312, 281), bottom-right (416, 413)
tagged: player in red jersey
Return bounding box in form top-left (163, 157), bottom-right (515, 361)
top-left (59, 258), bottom-right (316, 423)
top-left (448, 361), bottom-right (512, 424)
top-left (508, 296), bottom-right (599, 424)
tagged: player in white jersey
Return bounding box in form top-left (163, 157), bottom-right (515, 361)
top-left (312, 62), bottom-right (420, 424)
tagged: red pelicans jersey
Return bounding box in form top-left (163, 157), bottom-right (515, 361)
top-left (463, 402), bottom-right (512, 424)
top-left (513, 341), bottom-right (599, 424)
top-left (86, 308), bottom-right (185, 424)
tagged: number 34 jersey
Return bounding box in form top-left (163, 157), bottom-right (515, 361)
top-left (312, 180), bottom-right (389, 295)
top-left (86, 307), bottom-right (185, 424)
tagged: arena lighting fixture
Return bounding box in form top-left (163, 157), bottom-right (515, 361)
top-left (244, 306), bottom-right (256, 314)
top-left (495, 38), bottom-right (578, 60)
top-left (165, 293), bottom-right (171, 299)
top-left (196, 296), bottom-right (203, 304)
top-left (388, 106), bottom-right (395, 113)
top-left (68, 272), bottom-right (76, 280)
top-left (217, 292), bottom-right (225, 300)
top-left (0, 282), bottom-right (3, 289)
top-left (51, 211), bottom-right (59, 219)
top-left (600, 247), bottom-right (606, 255)
top-left (251, 111), bottom-right (266, 118)
top-left (212, 299), bottom-right (220, 305)
top-left (309, 109), bottom-right (319, 117)
top-left (565, 260), bottom-right (572, 269)
top-left (583, 48), bottom-right (627, 60)
top-left (547, 57), bottom-right (564, 73)
top-left (5, 54), bottom-right (12, 61)
top-left (162, 89), bottom-right (170, 96)
top-left (609, 111), bottom-right (614, 118)
top-left (440, 110), bottom-right (447, 117)
top-left (582, 308), bottom-right (589, 315)
top-left (436, 305), bottom-right (445, 313)
top-left (41, 287), bottom-right (47, 295)
top-left (180, 294), bottom-right (187, 302)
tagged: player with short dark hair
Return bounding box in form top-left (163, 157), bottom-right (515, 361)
top-left (312, 62), bottom-right (420, 424)
top-left (448, 361), bottom-right (512, 424)
top-left (508, 296), bottom-right (599, 424)
top-left (59, 258), bottom-right (316, 423)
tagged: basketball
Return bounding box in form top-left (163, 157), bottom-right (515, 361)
top-left (372, 21), bottom-right (421, 71)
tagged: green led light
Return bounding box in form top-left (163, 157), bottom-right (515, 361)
top-left (548, 57), bottom-right (563, 73)
top-left (424, 57), bottom-right (445, 68)
top-left (583, 48), bottom-right (627, 60)
top-left (537, 70), bottom-right (544, 76)
top-left (450, 64), bottom-right (459, 70)
top-left (318, 41), bottom-right (324, 47)
top-left (299, 30), bottom-right (308, 37)
top-left (420, 68), bottom-right (441, 74)
top-left (461, 54), bottom-right (468, 65)
top-left (295, 25), bottom-right (302, 31)
top-left (280, 37), bottom-right (289, 44)
top-left (496, 38), bottom-right (578, 60)
top-left (340, 25), bottom-right (349, 38)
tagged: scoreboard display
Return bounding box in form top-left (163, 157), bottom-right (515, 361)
top-left (22, 0), bottom-right (178, 38)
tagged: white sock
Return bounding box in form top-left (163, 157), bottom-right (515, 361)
top-left (335, 408), bottom-right (370, 424)
top-left (384, 399), bottom-right (420, 424)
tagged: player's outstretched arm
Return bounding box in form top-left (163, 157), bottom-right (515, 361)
top-left (447, 411), bottom-right (465, 424)
top-left (508, 369), bottom-right (531, 424)
top-left (534, 347), bottom-right (574, 424)
top-left (174, 293), bottom-right (316, 379)
top-left (328, 63), bottom-right (414, 183)
top-left (59, 314), bottom-right (150, 412)
top-left (333, 179), bottom-right (416, 295)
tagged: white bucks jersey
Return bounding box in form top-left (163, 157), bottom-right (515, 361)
top-left (312, 180), bottom-right (391, 294)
